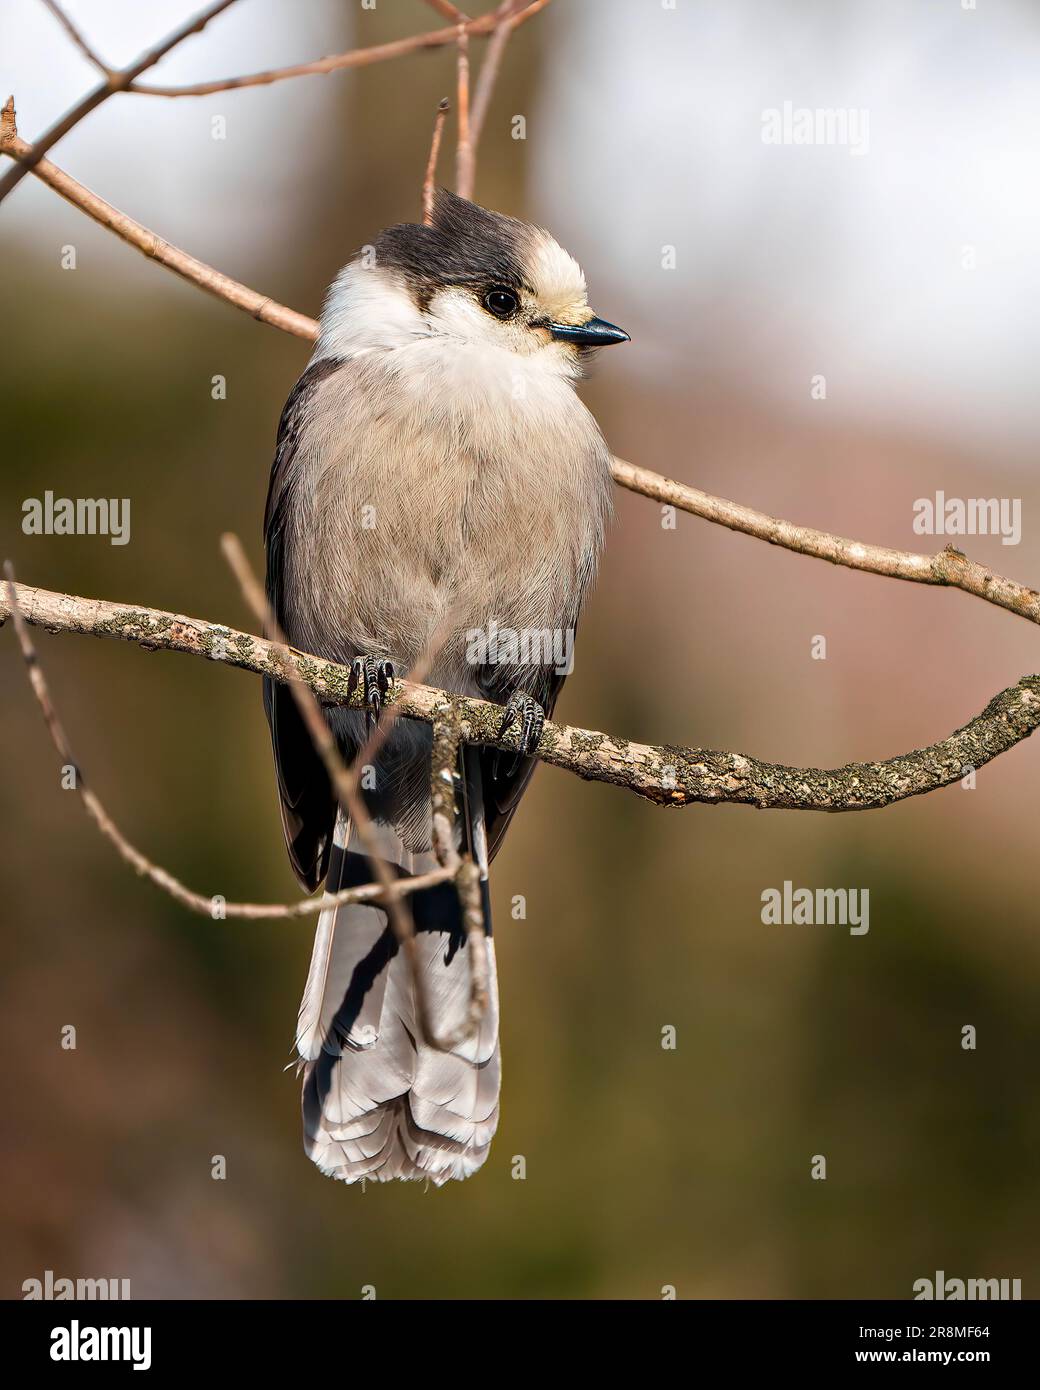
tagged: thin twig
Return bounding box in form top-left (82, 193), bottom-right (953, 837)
top-left (126, 6), bottom-right (536, 99)
top-left (4, 579), bottom-right (1039, 813)
top-left (1, 562), bottom-right (450, 920)
top-left (220, 528), bottom-right (448, 835)
top-left (349, 607), bottom-right (458, 777)
top-left (505, 0), bottom-right (554, 29)
top-left (421, 0), bottom-right (471, 20)
top-left (422, 98), bottom-right (450, 225)
top-left (219, 534), bottom-right (467, 1048)
top-left (453, 857), bottom-right (490, 1037)
top-left (220, 537), bottom-right (419, 983)
top-left (0, 0), bottom-right (238, 204)
top-left (40, 0), bottom-right (110, 75)
top-left (454, 25), bottom-right (473, 198)
top-left (469, 0), bottom-right (519, 150)
top-left (428, 712), bottom-right (490, 1046)
top-left (608, 457), bottom-right (1040, 627)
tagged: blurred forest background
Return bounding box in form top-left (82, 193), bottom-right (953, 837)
top-left (2, 0), bottom-right (1039, 1299)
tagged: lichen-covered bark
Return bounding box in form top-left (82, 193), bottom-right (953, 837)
top-left (4, 581), bottom-right (1039, 812)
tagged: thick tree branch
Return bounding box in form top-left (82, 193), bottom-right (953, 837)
top-left (4, 581), bottom-right (1038, 812)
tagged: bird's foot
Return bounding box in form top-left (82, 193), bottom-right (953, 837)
top-left (496, 691), bottom-right (545, 778)
top-left (350, 655), bottom-right (396, 731)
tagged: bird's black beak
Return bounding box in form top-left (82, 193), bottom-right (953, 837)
top-left (548, 316), bottom-right (630, 347)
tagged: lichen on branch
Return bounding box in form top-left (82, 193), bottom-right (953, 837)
top-left (4, 581), bottom-right (1038, 814)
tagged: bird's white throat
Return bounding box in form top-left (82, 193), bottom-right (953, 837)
top-left (312, 262), bottom-right (582, 394)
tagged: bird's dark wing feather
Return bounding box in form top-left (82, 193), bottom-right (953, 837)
top-left (263, 357), bottom-right (344, 892)
top-left (479, 665), bottom-right (568, 863)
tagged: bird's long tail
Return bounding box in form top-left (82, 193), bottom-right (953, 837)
top-left (295, 751), bottom-right (499, 1184)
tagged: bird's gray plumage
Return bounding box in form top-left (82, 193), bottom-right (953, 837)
top-left (264, 189), bottom-right (620, 1183)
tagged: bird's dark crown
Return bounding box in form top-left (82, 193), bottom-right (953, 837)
top-left (374, 188), bottom-right (535, 307)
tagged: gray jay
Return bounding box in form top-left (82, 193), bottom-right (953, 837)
top-left (264, 188), bottom-right (628, 1184)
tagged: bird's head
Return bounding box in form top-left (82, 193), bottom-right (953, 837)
top-left (318, 188), bottom-right (629, 372)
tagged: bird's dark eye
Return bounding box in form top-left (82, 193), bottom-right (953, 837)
top-left (483, 287), bottom-right (519, 319)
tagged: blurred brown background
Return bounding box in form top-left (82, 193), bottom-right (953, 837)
top-left (2, 0), bottom-right (1039, 1299)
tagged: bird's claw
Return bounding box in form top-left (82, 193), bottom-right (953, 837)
top-left (351, 655), bottom-right (396, 732)
top-left (496, 691), bottom-right (545, 778)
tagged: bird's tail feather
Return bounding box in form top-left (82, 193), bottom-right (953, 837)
top-left (297, 751), bottom-right (499, 1184)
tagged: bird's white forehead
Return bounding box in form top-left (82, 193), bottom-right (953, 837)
top-left (526, 230), bottom-right (588, 323)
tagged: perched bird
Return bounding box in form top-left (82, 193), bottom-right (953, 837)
top-left (264, 188), bottom-right (628, 1184)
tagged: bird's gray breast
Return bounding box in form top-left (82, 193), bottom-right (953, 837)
top-left (283, 350), bottom-right (611, 697)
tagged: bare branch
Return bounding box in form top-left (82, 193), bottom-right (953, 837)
top-left (453, 856), bottom-right (490, 1019)
top-left (422, 98), bottom-right (450, 225)
top-left (454, 26), bottom-right (473, 198)
top-left (40, 0), bottom-right (110, 76)
top-left (469, 1), bottom-right (519, 150)
top-left (220, 535), bottom-right (483, 1048)
top-left (123, 0), bottom-right (552, 99)
top-left (0, 0), bottom-right (238, 204)
top-left (421, 0), bottom-right (471, 21)
top-left (219, 535), bottom-right (433, 1038)
top-left (503, 0), bottom-right (555, 33)
top-left (349, 610), bottom-right (457, 778)
top-left (127, 8), bottom-right (514, 99)
top-left (0, 111), bottom-right (316, 339)
top-left (428, 711), bottom-right (490, 1047)
top-left (1, 564), bottom-right (451, 921)
top-left (4, 580), bottom-right (1039, 813)
top-left (609, 457), bottom-right (1040, 627)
